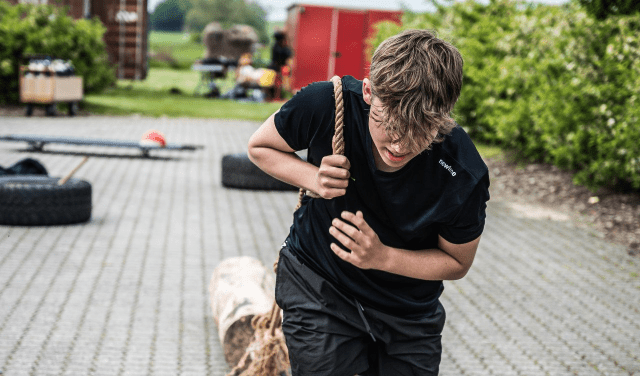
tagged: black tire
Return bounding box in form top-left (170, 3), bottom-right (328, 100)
top-left (0, 176), bottom-right (92, 226)
top-left (221, 153), bottom-right (298, 191)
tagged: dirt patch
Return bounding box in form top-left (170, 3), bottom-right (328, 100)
top-left (487, 156), bottom-right (640, 257)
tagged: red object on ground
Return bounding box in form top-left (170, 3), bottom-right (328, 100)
top-left (140, 130), bottom-right (166, 147)
top-left (285, 4), bottom-right (402, 92)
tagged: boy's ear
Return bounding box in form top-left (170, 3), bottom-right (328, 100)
top-left (362, 78), bottom-right (372, 105)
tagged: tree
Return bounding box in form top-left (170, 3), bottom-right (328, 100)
top-left (150, 0), bottom-right (191, 31)
top-left (185, 0), bottom-right (268, 43)
top-left (578, 0), bottom-right (640, 19)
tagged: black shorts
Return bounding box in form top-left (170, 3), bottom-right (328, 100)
top-left (275, 246), bottom-right (446, 376)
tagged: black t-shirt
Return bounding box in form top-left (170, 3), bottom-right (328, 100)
top-left (275, 76), bottom-right (490, 316)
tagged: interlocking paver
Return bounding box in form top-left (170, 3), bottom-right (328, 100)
top-left (1, 116), bottom-right (639, 376)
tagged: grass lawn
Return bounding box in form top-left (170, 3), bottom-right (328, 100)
top-left (149, 31), bottom-right (204, 69)
top-left (117, 67), bottom-right (203, 93)
top-left (84, 67), bottom-right (283, 121)
top-left (85, 30), bottom-right (285, 121)
top-left (85, 89), bottom-right (282, 121)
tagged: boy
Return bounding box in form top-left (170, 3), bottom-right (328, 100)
top-left (248, 29), bottom-right (490, 375)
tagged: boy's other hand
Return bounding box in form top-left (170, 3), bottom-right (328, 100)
top-left (315, 155), bottom-right (351, 199)
top-left (329, 211), bottom-right (389, 270)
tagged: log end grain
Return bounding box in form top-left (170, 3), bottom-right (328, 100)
top-left (223, 314), bottom-right (255, 369)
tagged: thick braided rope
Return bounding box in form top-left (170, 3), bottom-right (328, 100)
top-left (330, 75), bottom-right (345, 155)
top-left (295, 76), bottom-right (345, 210)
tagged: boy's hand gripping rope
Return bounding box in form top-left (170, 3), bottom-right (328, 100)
top-left (228, 76), bottom-right (345, 376)
top-left (295, 75), bottom-right (345, 210)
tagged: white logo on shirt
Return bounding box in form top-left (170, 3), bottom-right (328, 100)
top-left (439, 159), bottom-right (457, 176)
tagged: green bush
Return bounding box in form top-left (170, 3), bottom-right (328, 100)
top-left (520, 10), bottom-right (640, 189)
top-left (370, 0), bottom-right (640, 189)
top-left (578, 0), bottom-right (640, 20)
top-left (0, 1), bottom-right (115, 104)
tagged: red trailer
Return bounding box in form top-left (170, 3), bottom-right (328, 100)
top-left (285, 3), bottom-right (402, 92)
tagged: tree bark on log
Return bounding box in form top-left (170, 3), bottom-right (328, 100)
top-left (209, 256), bottom-right (276, 368)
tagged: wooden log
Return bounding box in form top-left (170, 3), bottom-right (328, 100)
top-left (209, 256), bottom-right (276, 368)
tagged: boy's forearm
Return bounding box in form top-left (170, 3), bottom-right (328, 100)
top-left (247, 112), bottom-right (320, 192)
top-left (330, 211), bottom-right (479, 281)
top-left (248, 146), bottom-right (319, 192)
top-left (381, 246), bottom-right (469, 281)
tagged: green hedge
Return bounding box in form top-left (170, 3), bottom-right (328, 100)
top-left (0, 1), bottom-right (115, 104)
top-left (578, 0), bottom-right (640, 20)
top-left (370, 0), bottom-right (640, 189)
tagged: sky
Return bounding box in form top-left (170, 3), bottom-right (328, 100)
top-left (148, 0), bottom-right (570, 22)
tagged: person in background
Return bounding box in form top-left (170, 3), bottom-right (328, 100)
top-left (222, 53), bottom-right (276, 101)
top-left (268, 30), bottom-right (292, 100)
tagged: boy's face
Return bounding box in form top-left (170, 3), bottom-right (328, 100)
top-left (363, 79), bottom-right (436, 173)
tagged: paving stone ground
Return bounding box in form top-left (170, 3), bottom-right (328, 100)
top-left (0, 116), bottom-right (638, 376)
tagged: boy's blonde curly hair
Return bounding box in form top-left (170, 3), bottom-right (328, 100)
top-left (369, 29), bottom-right (463, 153)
